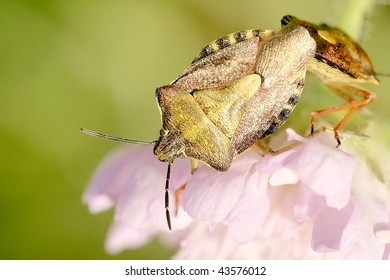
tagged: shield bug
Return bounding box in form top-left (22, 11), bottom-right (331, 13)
top-left (82, 15), bottom-right (378, 230)
top-left (281, 15), bottom-right (378, 145)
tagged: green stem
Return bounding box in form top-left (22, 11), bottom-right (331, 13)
top-left (337, 0), bottom-right (376, 38)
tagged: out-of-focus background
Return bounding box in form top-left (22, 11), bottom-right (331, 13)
top-left (0, 0), bottom-right (389, 259)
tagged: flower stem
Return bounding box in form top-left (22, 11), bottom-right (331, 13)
top-left (337, 0), bottom-right (376, 38)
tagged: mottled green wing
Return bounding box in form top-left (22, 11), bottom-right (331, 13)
top-left (155, 85), bottom-right (234, 171)
top-left (192, 74), bottom-right (261, 138)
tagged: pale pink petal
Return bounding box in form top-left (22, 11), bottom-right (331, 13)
top-left (297, 140), bottom-right (355, 209)
top-left (269, 167), bottom-right (299, 186)
top-left (115, 156), bottom-right (191, 231)
top-left (173, 223), bottom-right (242, 259)
top-left (83, 147), bottom-right (146, 213)
top-left (383, 245), bottom-right (390, 259)
top-left (105, 221), bottom-right (156, 254)
top-left (183, 167), bottom-right (245, 223)
top-left (182, 152), bottom-right (259, 223)
top-left (286, 128), bottom-right (355, 209)
top-left (260, 148), bottom-right (297, 170)
top-left (374, 214), bottom-right (390, 260)
top-left (285, 127), bottom-right (308, 143)
top-left (266, 185), bottom-right (304, 240)
top-left (227, 170), bottom-right (270, 244)
top-left (170, 206), bottom-right (194, 231)
top-left (84, 126), bottom-right (390, 259)
top-left (376, 230), bottom-right (390, 244)
top-left (294, 186), bottom-right (325, 222)
top-left (86, 194), bottom-right (114, 214)
top-left (336, 160), bottom-right (390, 259)
top-left (173, 218), bottom-right (331, 259)
top-left (339, 199), bottom-right (385, 259)
top-left (374, 219), bottom-right (390, 259)
top-left (311, 202), bottom-right (354, 252)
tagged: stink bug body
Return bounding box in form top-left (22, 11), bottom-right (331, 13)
top-left (281, 15), bottom-right (378, 145)
top-left (154, 24), bottom-right (315, 172)
top-left (82, 15), bottom-right (378, 230)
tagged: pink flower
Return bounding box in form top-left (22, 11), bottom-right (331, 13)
top-left (83, 128), bottom-right (390, 259)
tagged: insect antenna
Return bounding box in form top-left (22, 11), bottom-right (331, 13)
top-left (80, 128), bottom-right (154, 145)
top-left (165, 161), bottom-right (173, 230)
top-left (376, 72), bottom-right (390, 78)
top-left (81, 127), bottom-right (173, 230)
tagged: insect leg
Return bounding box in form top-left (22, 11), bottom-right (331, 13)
top-left (253, 126), bottom-right (331, 156)
top-left (173, 158), bottom-right (198, 216)
top-left (253, 140), bottom-right (301, 156)
top-left (310, 84), bottom-right (375, 146)
top-left (174, 184), bottom-right (186, 216)
top-left (190, 158), bottom-right (199, 175)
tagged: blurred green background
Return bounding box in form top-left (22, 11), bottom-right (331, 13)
top-left (0, 0), bottom-right (389, 259)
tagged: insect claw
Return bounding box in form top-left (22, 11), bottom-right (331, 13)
top-left (336, 140), bottom-right (341, 148)
top-left (332, 129), bottom-right (342, 147)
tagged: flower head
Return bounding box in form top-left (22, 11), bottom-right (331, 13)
top-left (83, 128), bottom-right (390, 259)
